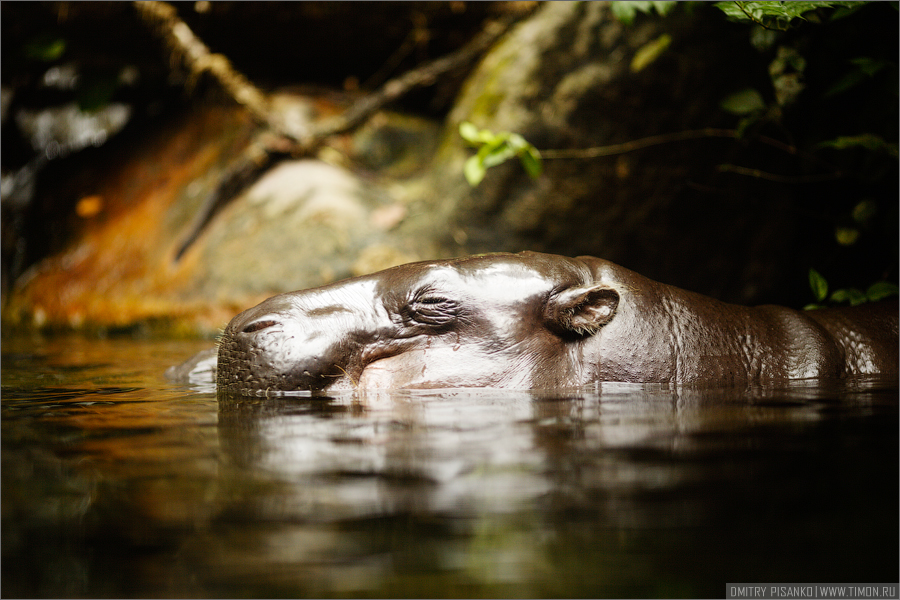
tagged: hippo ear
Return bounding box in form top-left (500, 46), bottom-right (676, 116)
top-left (547, 284), bottom-right (619, 336)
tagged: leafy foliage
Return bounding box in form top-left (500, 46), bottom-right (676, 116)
top-left (713, 1), bottom-right (869, 30)
top-left (23, 34), bottom-right (66, 62)
top-left (808, 268), bottom-right (829, 303)
top-left (713, 1), bottom-right (897, 279)
top-left (817, 133), bottom-right (898, 158)
top-left (459, 122), bottom-right (542, 187)
top-left (720, 88), bottom-right (767, 116)
top-left (825, 57), bottom-right (893, 97)
top-left (804, 268), bottom-right (898, 309)
top-left (610, 1), bottom-right (679, 25)
top-left (630, 34), bottom-right (672, 72)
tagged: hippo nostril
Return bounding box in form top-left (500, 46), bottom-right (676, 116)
top-left (242, 319), bottom-right (279, 334)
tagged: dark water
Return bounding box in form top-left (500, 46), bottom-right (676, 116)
top-left (2, 333), bottom-right (898, 598)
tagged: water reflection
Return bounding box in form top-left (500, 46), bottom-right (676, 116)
top-left (207, 381), bottom-right (897, 597)
top-left (2, 337), bottom-right (897, 597)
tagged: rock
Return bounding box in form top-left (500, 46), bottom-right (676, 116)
top-left (4, 97), bottom-right (440, 335)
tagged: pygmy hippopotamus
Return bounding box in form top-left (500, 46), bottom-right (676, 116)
top-left (191, 252), bottom-right (897, 395)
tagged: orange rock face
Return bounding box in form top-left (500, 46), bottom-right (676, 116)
top-left (4, 97), bottom-right (438, 335)
top-left (5, 105), bottom-right (260, 334)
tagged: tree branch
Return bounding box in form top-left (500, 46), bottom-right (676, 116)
top-left (538, 128), bottom-right (842, 186)
top-left (540, 129), bottom-right (743, 159)
top-left (137, 0), bottom-right (529, 153)
top-left (715, 164), bottom-right (843, 184)
top-left (308, 17), bottom-right (520, 144)
top-left (539, 128), bottom-right (810, 160)
top-left (134, 1), bottom-right (271, 124)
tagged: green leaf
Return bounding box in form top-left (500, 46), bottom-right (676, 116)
top-left (476, 129), bottom-right (497, 144)
top-left (830, 288), bottom-right (867, 306)
top-left (631, 34), bottom-right (672, 73)
top-left (611, 1), bottom-right (678, 24)
top-left (850, 56), bottom-right (890, 78)
top-left (714, 1), bottom-right (870, 30)
top-left (460, 124), bottom-right (543, 186)
top-left (464, 155), bottom-right (487, 186)
top-left (834, 226), bottom-right (859, 246)
top-left (479, 142), bottom-right (515, 170)
top-left (824, 58), bottom-right (890, 98)
top-left (459, 121), bottom-right (503, 145)
top-left (851, 199), bottom-right (877, 225)
top-left (817, 133), bottom-right (899, 158)
top-left (611, 1), bottom-right (640, 25)
top-left (651, 1), bottom-right (679, 17)
top-left (809, 268), bottom-right (828, 302)
top-left (459, 121), bottom-right (481, 144)
top-left (828, 2), bottom-right (870, 20)
top-left (866, 281), bottom-right (899, 302)
top-left (749, 24), bottom-right (779, 51)
top-left (824, 70), bottom-right (867, 97)
top-left (720, 88), bottom-right (766, 115)
top-left (24, 35), bottom-right (66, 62)
top-left (506, 133), bottom-right (528, 152)
top-left (806, 274), bottom-right (896, 307)
top-left (519, 147), bottom-right (543, 179)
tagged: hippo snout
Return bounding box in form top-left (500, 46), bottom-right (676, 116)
top-left (216, 294), bottom-right (368, 394)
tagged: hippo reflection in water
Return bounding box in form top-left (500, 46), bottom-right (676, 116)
top-left (178, 252), bottom-right (897, 395)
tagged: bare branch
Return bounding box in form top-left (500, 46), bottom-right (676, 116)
top-left (539, 128), bottom-right (841, 180)
top-left (137, 1), bottom-right (530, 153)
top-left (134, 1), bottom-right (271, 123)
top-left (716, 164), bottom-right (843, 184)
top-left (302, 14), bottom-right (526, 149)
top-left (540, 129), bottom-right (743, 159)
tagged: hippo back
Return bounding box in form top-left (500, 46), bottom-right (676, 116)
top-left (805, 300), bottom-right (899, 377)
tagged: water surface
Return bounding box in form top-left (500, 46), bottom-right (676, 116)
top-left (2, 333), bottom-right (897, 597)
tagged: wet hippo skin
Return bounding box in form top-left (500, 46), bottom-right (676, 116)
top-left (206, 252), bottom-right (898, 394)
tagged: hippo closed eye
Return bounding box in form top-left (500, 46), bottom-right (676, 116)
top-left (174, 252), bottom-right (899, 394)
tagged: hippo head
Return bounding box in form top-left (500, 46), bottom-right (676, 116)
top-left (216, 252), bottom-right (620, 394)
